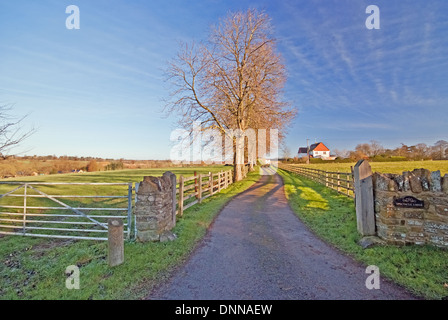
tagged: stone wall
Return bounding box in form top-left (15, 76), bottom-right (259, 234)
top-left (373, 169), bottom-right (448, 247)
top-left (134, 172), bottom-right (177, 242)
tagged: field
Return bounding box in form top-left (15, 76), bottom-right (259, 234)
top-left (288, 160), bottom-right (448, 175)
top-left (0, 165), bottom-right (261, 299)
top-left (0, 165), bottom-right (230, 183)
top-left (0, 158), bottom-right (209, 178)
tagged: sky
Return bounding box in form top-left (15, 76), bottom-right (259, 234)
top-left (0, 0), bottom-right (447, 160)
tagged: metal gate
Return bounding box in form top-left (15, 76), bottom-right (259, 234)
top-left (0, 182), bottom-right (134, 241)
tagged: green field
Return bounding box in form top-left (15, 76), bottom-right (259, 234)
top-left (0, 165), bottom-right (230, 183)
top-left (0, 166), bottom-right (260, 300)
top-left (288, 160), bottom-right (448, 175)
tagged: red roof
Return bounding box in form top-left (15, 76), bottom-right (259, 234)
top-left (310, 142), bottom-right (329, 152)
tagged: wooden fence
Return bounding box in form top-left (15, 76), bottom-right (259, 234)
top-left (177, 168), bottom-right (247, 216)
top-left (278, 163), bottom-right (355, 198)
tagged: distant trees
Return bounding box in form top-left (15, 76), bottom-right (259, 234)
top-left (351, 140), bottom-right (384, 159)
top-left (342, 140), bottom-right (448, 161)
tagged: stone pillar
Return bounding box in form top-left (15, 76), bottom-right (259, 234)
top-left (135, 171), bottom-right (177, 242)
top-left (108, 219), bottom-right (124, 267)
top-left (353, 160), bottom-right (376, 236)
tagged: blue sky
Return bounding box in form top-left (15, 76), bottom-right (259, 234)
top-left (0, 0), bottom-right (447, 159)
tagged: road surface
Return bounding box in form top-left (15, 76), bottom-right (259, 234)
top-left (148, 167), bottom-right (417, 300)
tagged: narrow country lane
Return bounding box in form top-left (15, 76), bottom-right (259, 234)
top-left (147, 167), bottom-right (417, 300)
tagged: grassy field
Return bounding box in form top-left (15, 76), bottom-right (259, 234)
top-left (279, 169), bottom-right (448, 300)
top-left (0, 166), bottom-right (260, 300)
top-left (0, 165), bottom-right (230, 183)
top-left (287, 160), bottom-right (448, 175)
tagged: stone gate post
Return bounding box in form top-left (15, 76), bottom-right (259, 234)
top-left (353, 160), bottom-right (376, 236)
top-left (134, 171), bottom-right (177, 242)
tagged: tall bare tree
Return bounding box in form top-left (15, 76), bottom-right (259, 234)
top-left (0, 104), bottom-right (34, 158)
top-left (165, 9), bottom-right (295, 181)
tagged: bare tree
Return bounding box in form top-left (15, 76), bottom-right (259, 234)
top-left (332, 148), bottom-right (350, 158)
top-left (369, 140), bottom-right (384, 157)
top-left (434, 140), bottom-right (448, 160)
top-left (355, 143), bottom-right (372, 158)
top-left (282, 145), bottom-right (291, 160)
top-left (165, 9), bottom-right (295, 181)
top-left (410, 143), bottom-right (429, 160)
top-left (0, 104), bottom-right (34, 158)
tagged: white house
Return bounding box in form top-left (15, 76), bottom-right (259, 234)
top-left (298, 142), bottom-right (335, 160)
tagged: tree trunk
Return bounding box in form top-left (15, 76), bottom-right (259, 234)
top-left (234, 163), bottom-right (244, 181)
top-left (248, 158), bottom-right (254, 172)
top-left (233, 135), bottom-right (245, 181)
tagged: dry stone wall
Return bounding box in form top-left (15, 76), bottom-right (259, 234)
top-left (373, 168), bottom-right (448, 247)
top-left (134, 172), bottom-right (177, 242)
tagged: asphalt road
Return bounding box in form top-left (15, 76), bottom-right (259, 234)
top-left (148, 167), bottom-right (417, 300)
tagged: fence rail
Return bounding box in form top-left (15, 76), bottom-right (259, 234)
top-left (0, 182), bottom-right (133, 241)
top-left (177, 169), bottom-right (235, 216)
top-left (278, 163), bottom-right (355, 198)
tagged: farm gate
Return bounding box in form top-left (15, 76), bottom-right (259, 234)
top-left (0, 182), bottom-right (135, 241)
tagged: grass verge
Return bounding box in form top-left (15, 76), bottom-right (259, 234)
top-left (0, 168), bottom-right (260, 300)
top-left (279, 169), bottom-right (448, 300)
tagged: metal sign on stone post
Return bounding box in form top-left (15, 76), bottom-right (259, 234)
top-left (353, 160), bottom-right (376, 236)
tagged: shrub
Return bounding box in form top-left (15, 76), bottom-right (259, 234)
top-left (86, 160), bottom-right (100, 172)
top-left (105, 161), bottom-right (124, 171)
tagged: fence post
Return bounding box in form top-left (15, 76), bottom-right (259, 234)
top-left (325, 172), bottom-right (329, 187)
top-left (225, 170), bottom-right (228, 189)
top-left (353, 160), bottom-right (375, 236)
top-left (208, 172), bottom-right (213, 195)
top-left (134, 182), bottom-right (139, 237)
top-left (108, 219), bottom-right (124, 267)
top-left (194, 171), bottom-right (198, 199)
top-left (198, 174), bottom-right (203, 203)
top-left (337, 170), bottom-right (341, 193)
top-left (127, 183), bottom-right (132, 239)
top-left (22, 183), bottom-right (27, 234)
top-left (179, 175), bottom-right (184, 217)
top-left (218, 171), bottom-right (222, 192)
top-left (346, 174), bottom-right (350, 196)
